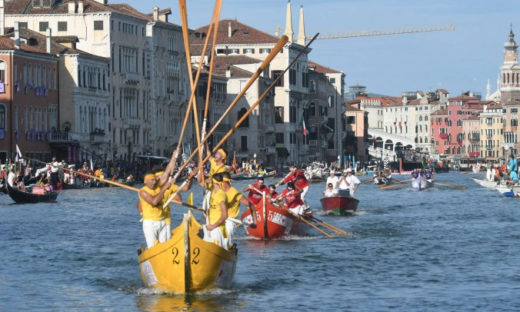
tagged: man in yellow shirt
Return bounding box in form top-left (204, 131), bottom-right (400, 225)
top-left (138, 172), bottom-right (172, 248)
top-left (220, 172), bottom-right (257, 243)
top-left (203, 174), bottom-right (228, 248)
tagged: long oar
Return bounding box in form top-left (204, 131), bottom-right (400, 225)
top-left (172, 34), bottom-right (290, 182)
top-left (435, 182), bottom-right (467, 190)
top-left (309, 215), bottom-right (348, 235)
top-left (178, 0), bottom-right (220, 170)
top-left (380, 180), bottom-right (411, 190)
top-left (200, 0), bottom-right (222, 161)
top-left (164, 34), bottom-right (317, 208)
top-left (285, 208), bottom-right (333, 238)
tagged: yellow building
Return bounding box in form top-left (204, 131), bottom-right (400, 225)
top-left (480, 105), bottom-right (505, 159)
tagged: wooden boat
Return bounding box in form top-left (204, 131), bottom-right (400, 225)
top-left (320, 196), bottom-right (359, 216)
top-left (240, 198), bottom-right (307, 239)
top-left (6, 183), bottom-right (59, 204)
top-left (138, 212), bottom-right (237, 294)
top-left (411, 176), bottom-right (432, 190)
top-left (309, 176), bottom-right (325, 183)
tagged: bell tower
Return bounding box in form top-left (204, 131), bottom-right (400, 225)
top-left (500, 27), bottom-right (520, 103)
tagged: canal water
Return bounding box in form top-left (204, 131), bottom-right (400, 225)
top-left (1, 172), bottom-right (519, 311)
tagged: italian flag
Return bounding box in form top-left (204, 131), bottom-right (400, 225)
top-left (302, 114), bottom-right (308, 136)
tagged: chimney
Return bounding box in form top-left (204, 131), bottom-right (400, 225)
top-left (153, 6), bottom-right (159, 21)
top-left (14, 22), bottom-right (20, 50)
top-left (228, 22), bottom-right (232, 38)
top-left (46, 28), bottom-right (52, 54)
top-left (0, 0), bottom-right (5, 36)
top-left (68, 2), bottom-right (75, 14)
top-left (78, 1), bottom-right (84, 14)
top-left (226, 66), bottom-right (231, 78)
top-left (274, 25), bottom-right (280, 37)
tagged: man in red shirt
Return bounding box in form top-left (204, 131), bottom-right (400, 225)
top-left (243, 177), bottom-right (268, 205)
top-left (268, 184), bottom-right (278, 199)
top-left (278, 182), bottom-right (305, 215)
top-left (277, 164), bottom-right (310, 203)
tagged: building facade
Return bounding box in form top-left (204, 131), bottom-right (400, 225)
top-left (480, 104), bottom-right (505, 159)
top-left (0, 31), bottom-right (59, 162)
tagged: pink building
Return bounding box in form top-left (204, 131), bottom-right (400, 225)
top-left (430, 94), bottom-right (487, 155)
top-left (461, 117), bottom-right (480, 157)
top-left (344, 100), bottom-right (368, 163)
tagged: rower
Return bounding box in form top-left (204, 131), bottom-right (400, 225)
top-left (277, 164), bottom-right (310, 205)
top-left (138, 150), bottom-right (180, 248)
top-left (203, 174), bottom-right (228, 248)
top-left (138, 172), bottom-right (172, 248)
top-left (220, 172), bottom-right (257, 244)
top-left (242, 177), bottom-right (268, 206)
top-left (268, 184), bottom-right (279, 199)
top-left (278, 182), bottom-right (305, 216)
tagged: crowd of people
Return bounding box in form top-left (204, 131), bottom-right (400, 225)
top-left (486, 154), bottom-right (519, 186)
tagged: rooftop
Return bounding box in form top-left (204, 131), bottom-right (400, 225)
top-left (192, 19), bottom-right (280, 45)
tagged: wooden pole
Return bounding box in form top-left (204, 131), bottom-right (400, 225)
top-left (174, 34), bottom-right (315, 180)
top-left (285, 208), bottom-right (333, 238)
top-left (200, 0), bottom-right (222, 160)
top-left (309, 215), bottom-right (348, 235)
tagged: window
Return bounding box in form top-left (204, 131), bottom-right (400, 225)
top-left (289, 68), bottom-right (296, 85)
top-left (39, 22), bottom-right (49, 32)
top-left (94, 21), bottom-right (104, 31)
top-left (276, 133), bottom-right (284, 144)
top-left (329, 77), bottom-right (336, 84)
top-left (237, 107), bottom-right (249, 128)
top-left (242, 48), bottom-right (254, 54)
top-left (347, 116), bottom-right (355, 124)
top-left (275, 107), bottom-right (284, 123)
top-left (19, 22), bottom-right (28, 29)
top-left (289, 106), bottom-right (296, 123)
top-left (512, 119), bottom-right (518, 126)
top-left (33, 0), bottom-right (41, 6)
top-left (328, 95), bottom-right (333, 108)
top-left (259, 48), bottom-right (271, 54)
top-left (511, 108), bottom-right (518, 113)
top-left (58, 22), bottom-right (67, 32)
top-left (42, 0), bottom-right (51, 7)
top-left (0, 105), bottom-right (5, 129)
top-left (240, 136), bottom-right (248, 151)
top-left (272, 70), bottom-right (283, 87)
top-left (309, 80), bottom-right (316, 93)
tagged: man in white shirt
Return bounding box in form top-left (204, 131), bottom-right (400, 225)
top-left (326, 170), bottom-right (338, 191)
top-left (336, 168), bottom-right (361, 197)
top-left (323, 183), bottom-right (338, 197)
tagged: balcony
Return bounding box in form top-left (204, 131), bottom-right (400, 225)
top-left (49, 131), bottom-right (81, 145)
top-left (439, 133), bottom-right (448, 139)
top-left (90, 129), bottom-right (108, 145)
top-left (121, 72), bottom-right (141, 85)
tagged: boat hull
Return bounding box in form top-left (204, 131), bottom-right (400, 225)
top-left (7, 183), bottom-right (59, 204)
top-left (320, 196), bottom-right (359, 216)
top-left (137, 213), bottom-right (237, 294)
top-left (411, 177), bottom-right (432, 190)
top-left (240, 199), bottom-right (305, 239)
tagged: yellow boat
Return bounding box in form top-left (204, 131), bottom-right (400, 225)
top-left (138, 212), bottom-right (237, 294)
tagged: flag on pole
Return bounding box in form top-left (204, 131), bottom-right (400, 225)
top-left (90, 158), bottom-right (94, 171)
top-left (301, 114), bottom-right (308, 136)
top-left (232, 152), bottom-right (238, 172)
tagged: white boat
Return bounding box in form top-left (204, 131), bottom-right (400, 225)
top-left (471, 178), bottom-right (512, 194)
top-left (411, 176), bottom-right (431, 190)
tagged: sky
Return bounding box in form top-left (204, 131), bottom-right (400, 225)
top-left (123, 0), bottom-right (520, 97)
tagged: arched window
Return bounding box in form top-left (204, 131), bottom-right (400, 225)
top-left (237, 107), bottom-right (249, 128)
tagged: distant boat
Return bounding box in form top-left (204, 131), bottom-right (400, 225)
top-left (411, 176), bottom-right (432, 190)
top-left (241, 199), bottom-right (309, 239)
top-left (7, 183), bottom-right (59, 204)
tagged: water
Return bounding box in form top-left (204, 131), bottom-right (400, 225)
top-left (1, 172), bottom-right (519, 311)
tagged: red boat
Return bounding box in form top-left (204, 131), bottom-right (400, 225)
top-left (320, 196), bottom-right (359, 216)
top-left (240, 198), bottom-right (308, 239)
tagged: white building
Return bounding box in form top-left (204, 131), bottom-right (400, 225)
top-left (4, 0), bottom-right (189, 160)
top-left (191, 1), bottom-right (311, 164)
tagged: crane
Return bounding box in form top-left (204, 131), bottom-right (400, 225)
top-left (307, 24), bottom-right (456, 41)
